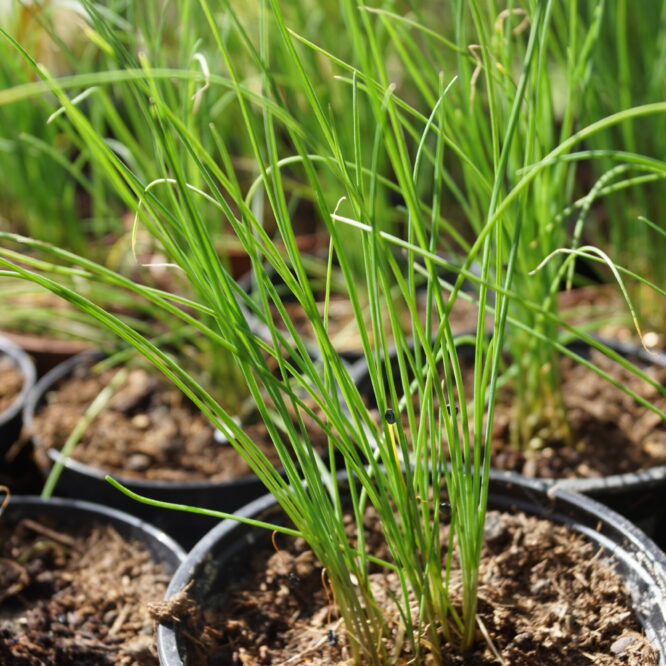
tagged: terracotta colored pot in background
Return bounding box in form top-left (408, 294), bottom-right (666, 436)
top-left (2, 330), bottom-right (90, 376)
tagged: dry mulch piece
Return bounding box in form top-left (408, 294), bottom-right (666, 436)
top-left (0, 516), bottom-right (170, 665)
top-left (157, 509), bottom-right (656, 665)
top-left (30, 364), bottom-right (327, 482)
top-left (0, 355), bottom-right (23, 414)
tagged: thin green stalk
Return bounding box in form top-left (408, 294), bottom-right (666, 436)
top-left (41, 367), bottom-right (129, 499)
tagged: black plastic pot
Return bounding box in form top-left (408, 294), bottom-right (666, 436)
top-left (23, 352), bottom-right (289, 549)
top-left (554, 338), bottom-right (666, 542)
top-left (3, 494), bottom-right (185, 570)
top-left (157, 470), bottom-right (666, 665)
top-left (349, 336), bottom-right (666, 545)
top-left (2, 494), bottom-right (185, 661)
top-left (0, 334), bottom-right (36, 453)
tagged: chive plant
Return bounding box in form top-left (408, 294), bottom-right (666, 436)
top-left (397, 0), bottom-right (606, 450)
top-left (2, 1), bottom-right (666, 662)
top-left (579, 0), bottom-right (666, 339)
top-left (0, 0), bottom-right (123, 253)
top-left (359, 0), bottom-right (666, 450)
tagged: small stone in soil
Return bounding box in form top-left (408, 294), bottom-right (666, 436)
top-left (127, 453), bottom-right (152, 472)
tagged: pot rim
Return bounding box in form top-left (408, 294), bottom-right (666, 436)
top-left (157, 468), bottom-right (666, 665)
top-left (0, 334), bottom-right (37, 429)
top-left (4, 494), bottom-right (186, 563)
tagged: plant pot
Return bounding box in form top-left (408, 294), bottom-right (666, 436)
top-left (348, 336), bottom-right (666, 546)
top-left (4, 493), bottom-right (185, 572)
top-left (156, 470), bottom-right (666, 664)
top-left (1, 494), bottom-right (185, 662)
top-left (1, 329), bottom-right (91, 376)
top-left (0, 334), bottom-right (36, 454)
top-left (560, 338), bottom-right (666, 544)
top-left (22, 351), bottom-right (325, 549)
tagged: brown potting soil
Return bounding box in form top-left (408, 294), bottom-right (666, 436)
top-left (490, 349), bottom-right (666, 479)
top-left (155, 508), bottom-right (656, 665)
top-left (30, 364), bottom-right (328, 482)
top-left (558, 285), bottom-right (647, 346)
top-left (0, 355), bottom-right (24, 414)
top-left (372, 346), bottom-right (666, 480)
top-left (0, 515), bottom-right (170, 665)
top-left (30, 340), bottom-right (666, 483)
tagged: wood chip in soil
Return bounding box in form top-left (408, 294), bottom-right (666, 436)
top-left (0, 515), bottom-right (170, 665)
top-left (30, 364), bottom-right (328, 482)
top-left (157, 508), bottom-right (656, 665)
top-left (0, 355), bottom-right (23, 414)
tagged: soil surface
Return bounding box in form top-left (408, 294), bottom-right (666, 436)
top-left (367, 345), bottom-right (666, 480)
top-left (558, 284), bottom-right (664, 350)
top-left (30, 363), bottom-right (328, 482)
top-left (156, 508), bottom-right (656, 665)
top-left (0, 514), bottom-right (170, 665)
top-left (490, 349), bottom-right (666, 479)
top-left (0, 355), bottom-right (24, 414)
